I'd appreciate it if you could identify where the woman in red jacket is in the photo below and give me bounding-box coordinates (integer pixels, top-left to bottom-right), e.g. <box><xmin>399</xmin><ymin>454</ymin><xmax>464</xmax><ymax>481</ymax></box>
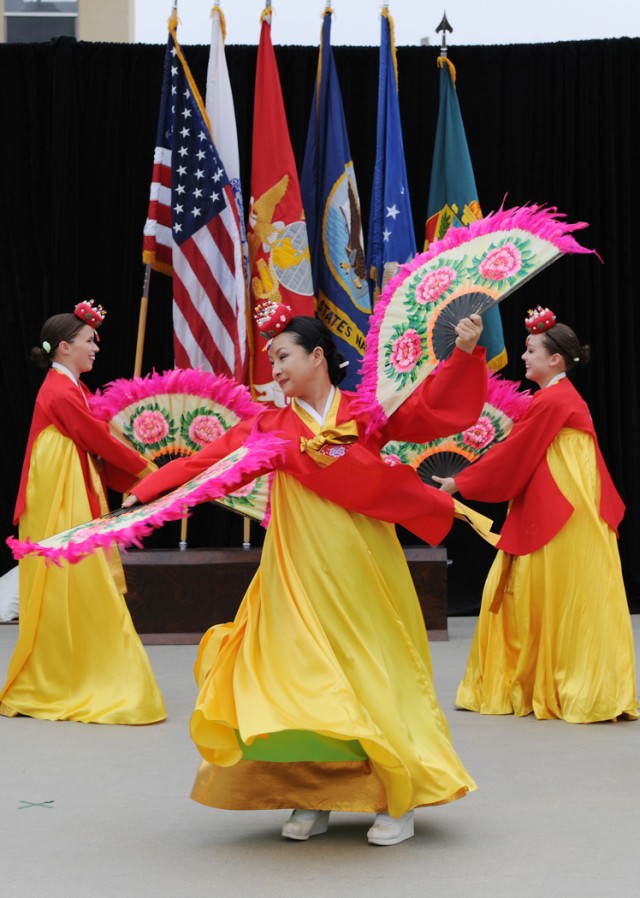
<box><xmin>126</xmin><ymin>308</ymin><xmax>488</xmax><ymax>845</ymax></box>
<box><xmin>0</xmin><ymin>303</ymin><xmax>166</xmax><ymax>725</ymax></box>
<box><xmin>435</xmin><ymin>307</ymin><xmax>637</xmax><ymax>723</ymax></box>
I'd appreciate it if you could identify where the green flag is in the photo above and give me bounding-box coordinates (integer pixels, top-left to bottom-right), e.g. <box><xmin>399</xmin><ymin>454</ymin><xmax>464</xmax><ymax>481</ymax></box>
<box><xmin>425</xmin><ymin>56</ymin><xmax>507</xmax><ymax>370</ymax></box>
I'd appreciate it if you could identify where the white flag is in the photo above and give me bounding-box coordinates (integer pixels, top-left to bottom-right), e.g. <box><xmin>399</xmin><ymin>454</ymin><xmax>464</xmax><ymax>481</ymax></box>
<box><xmin>206</xmin><ymin>3</ymin><xmax>250</xmax><ymax>370</ymax></box>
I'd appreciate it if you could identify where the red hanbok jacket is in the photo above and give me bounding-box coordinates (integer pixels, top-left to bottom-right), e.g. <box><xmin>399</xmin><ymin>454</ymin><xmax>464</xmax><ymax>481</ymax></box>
<box><xmin>134</xmin><ymin>346</ymin><xmax>488</xmax><ymax>547</ymax></box>
<box><xmin>14</xmin><ymin>368</ymin><xmax>151</xmax><ymax>525</ymax></box>
<box><xmin>455</xmin><ymin>377</ymin><xmax>624</xmax><ymax>555</ymax></box>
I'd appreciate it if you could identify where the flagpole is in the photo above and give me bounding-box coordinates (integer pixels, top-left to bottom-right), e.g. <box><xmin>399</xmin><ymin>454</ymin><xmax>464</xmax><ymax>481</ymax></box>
<box><xmin>170</xmin><ymin>0</ymin><xmax>188</xmax><ymax>551</ymax></box>
<box><xmin>242</xmin><ymin>0</ymin><xmax>274</xmax><ymax>553</ymax></box>
<box><xmin>137</xmin><ymin>0</ymin><xmax>178</xmax><ymax>381</ymax></box>
<box><xmin>242</xmin><ymin>0</ymin><xmax>271</xmax><ymax>552</ymax></box>
<box><xmin>239</xmin><ymin>3</ymin><xmax>259</xmax><ymax>553</ymax></box>
<box><xmin>133</xmin><ymin>265</ymin><xmax>151</xmax><ymax>377</ymax></box>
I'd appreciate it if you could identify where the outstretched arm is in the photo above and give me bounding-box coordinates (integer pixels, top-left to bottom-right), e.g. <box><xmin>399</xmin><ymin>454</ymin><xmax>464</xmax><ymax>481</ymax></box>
<box><xmin>125</xmin><ymin>418</ymin><xmax>257</xmax><ymax>505</ymax></box>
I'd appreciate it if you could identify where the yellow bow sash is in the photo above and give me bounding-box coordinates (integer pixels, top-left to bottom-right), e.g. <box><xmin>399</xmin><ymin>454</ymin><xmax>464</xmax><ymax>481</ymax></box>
<box><xmin>299</xmin><ymin>420</ymin><xmax>360</xmax><ymax>467</ymax></box>
<box><xmin>453</xmin><ymin>497</ymin><xmax>499</xmax><ymax>548</ymax></box>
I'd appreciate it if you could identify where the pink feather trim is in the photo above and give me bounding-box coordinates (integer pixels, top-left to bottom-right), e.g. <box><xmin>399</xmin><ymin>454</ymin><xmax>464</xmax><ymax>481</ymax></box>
<box><xmin>485</xmin><ymin>372</ymin><xmax>532</xmax><ymax>422</ymax></box>
<box><xmin>352</xmin><ymin>203</ymin><xmax>597</xmax><ymax>432</ymax></box>
<box><xmin>7</xmin><ymin>430</ymin><xmax>287</xmax><ymax>565</ymax></box>
<box><xmin>90</xmin><ymin>368</ymin><xmax>261</xmax><ymax>422</ymax></box>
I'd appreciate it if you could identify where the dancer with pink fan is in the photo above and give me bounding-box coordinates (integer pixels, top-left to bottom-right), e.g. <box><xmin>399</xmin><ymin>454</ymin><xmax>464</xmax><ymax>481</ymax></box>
<box><xmin>0</xmin><ymin>303</ymin><xmax>166</xmax><ymax>725</ymax></box>
<box><xmin>122</xmin><ymin>304</ymin><xmax>488</xmax><ymax>845</ymax></box>
<box><xmin>435</xmin><ymin>307</ymin><xmax>638</xmax><ymax>723</ymax></box>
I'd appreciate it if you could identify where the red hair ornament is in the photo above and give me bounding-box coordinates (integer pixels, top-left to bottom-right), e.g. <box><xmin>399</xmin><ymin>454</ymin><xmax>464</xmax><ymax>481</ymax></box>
<box><xmin>255</xmin><ymin>301</ymin><xmax>293</xmax><ymax>340</ymax></box>
<box><xmin>74</xmin><ymin>300</ymin><xmax>107</xmax><ymax>340</ymax></box>
<box><xmin>525</xmin><ymin>306</ymin><xmax>556</xmax><ymax>334</ymax></box>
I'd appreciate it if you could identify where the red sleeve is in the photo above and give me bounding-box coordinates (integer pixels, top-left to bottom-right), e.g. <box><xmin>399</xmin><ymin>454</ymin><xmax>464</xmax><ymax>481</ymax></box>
<box><xmin>47</xmin><ymin>382</ymin><xmax>150</xmax><ymax>487</ymax></box>
<box><xmin>455</xmin><ymin>387</ymin><xmax>571</xmax><ymax>502</ymax></box>
<box><xmin>133</xmin><ymin>418</ymin><xmax>256</xmax><ymax>503</ymax></box>
<box><xmin>14</xmin><ymin>373</ymin><xmax>152</xmax><ymax>523</ymax></box>
<box><xmin>382</xmin><ymin>345</ymin><xmax>488</xmax><ymax>444</ymax></box>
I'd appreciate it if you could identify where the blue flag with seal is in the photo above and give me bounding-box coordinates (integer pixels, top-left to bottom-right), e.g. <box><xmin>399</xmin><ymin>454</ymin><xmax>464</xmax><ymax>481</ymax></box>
<box><xmin>425</xmin><ymin>56</ymin><xmax>507</xmax><ymax>370</ymax></box>
<box><xmin>367</xmin><ymin>6</ymin><xmax>416</xmax><ymax>301</ymax></box>
<box><xmin>301</xmin><ymin>6</ymin><xmax>372</xmax><ymax>390</ymax></box>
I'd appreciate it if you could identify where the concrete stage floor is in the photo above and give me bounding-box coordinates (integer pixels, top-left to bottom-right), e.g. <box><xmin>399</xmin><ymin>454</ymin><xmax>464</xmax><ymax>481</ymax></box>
<box><xmin>1</xmin><ymin>617</ymin><xmax>638</xmax><ymax>898</ymax></box>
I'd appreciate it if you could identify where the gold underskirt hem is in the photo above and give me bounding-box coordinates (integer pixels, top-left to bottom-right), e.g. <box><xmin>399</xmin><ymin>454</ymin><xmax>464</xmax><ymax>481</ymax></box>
<box><xmin>190</xmin><ymin>759</ymin><xmax>471</xmax><ymax>812</ymax></box>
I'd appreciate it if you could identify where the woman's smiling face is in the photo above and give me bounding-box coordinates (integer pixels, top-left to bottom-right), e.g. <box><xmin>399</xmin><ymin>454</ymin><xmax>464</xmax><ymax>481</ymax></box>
<box><xmin>268</xmin><ymin>332</ymin><xmax>324</xmax><ymax>400</ymax></box>
<box><xmin>521</xmin><ymin>333</ymin><xmax>561</xmax><ymax>387</ymax></box>
<box><xmin>59</xmin><ymin>324</ymin><xmax>100</xmax><ymax>377</ymax></box>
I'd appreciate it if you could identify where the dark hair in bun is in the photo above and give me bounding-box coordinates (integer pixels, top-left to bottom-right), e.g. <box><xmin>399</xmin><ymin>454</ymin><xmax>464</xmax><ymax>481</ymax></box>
<box><xmin>30</xmin><ymin>313</ymin><xmax>86</xmax><ymax>370</ymax></box>
<box><xmin>282</xmin><ymin>316</ymin><xmax>348</xmax><ymax>386</ymax></box>
<box><xmin>541</xmin><ymin>323</ymin><xmax>591</xmax><ymax>371</ymax></box>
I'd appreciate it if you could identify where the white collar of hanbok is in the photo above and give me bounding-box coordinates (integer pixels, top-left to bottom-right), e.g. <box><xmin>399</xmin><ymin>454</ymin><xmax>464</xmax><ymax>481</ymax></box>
<box><xmin>544</xmin><ymin>372</ymin><xmax>566</xmax><ymax>389</ymax></box>
<box><xmin>295</xmin><ymin>386</ymin><xmax>336</xmax><ymax>426</ymax></box>
<box><xmin>52</xmin><ymin>361</ymin><xmax>80</xmax><ymax>386</ymax></box>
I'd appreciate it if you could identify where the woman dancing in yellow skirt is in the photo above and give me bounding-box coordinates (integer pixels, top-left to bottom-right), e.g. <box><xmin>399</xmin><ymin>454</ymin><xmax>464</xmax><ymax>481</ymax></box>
<box><xmin>1</xmin><ymin>303</ymin><xmax>166</xmax><ymax>725</ymax></box>
<box><xmin>435</xmin><ymin>307</ymin><xmax>638</xmax><ymax>724</ymax></box>
<box><xmin>126</xmin><ymin>307</ymin><xmax>488</xmax><ymax>844</ymax></box>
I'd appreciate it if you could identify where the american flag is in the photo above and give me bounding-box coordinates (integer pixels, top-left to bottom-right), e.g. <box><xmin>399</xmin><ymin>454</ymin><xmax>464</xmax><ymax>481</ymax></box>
<box><xmin>143</xmin><ymin>21</ymin><xmax>247</xmax><ymax>381</ymax></box>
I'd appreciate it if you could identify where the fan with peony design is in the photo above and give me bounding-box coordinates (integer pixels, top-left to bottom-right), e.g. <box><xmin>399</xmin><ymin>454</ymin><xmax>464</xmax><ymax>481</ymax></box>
<box><xmin>381</xmin><ymin>373</ymin><xmax>532</xmax><ymax>483</ymax></box>
<box><xmin>352</xmin><ymin>203</ymin><xmax>597</xmax><ymax>435</ymax></box>
<box><xmin>89</xmin><ymin>368</ymin><xmax>272</xmax><ymax>524</ymax></box>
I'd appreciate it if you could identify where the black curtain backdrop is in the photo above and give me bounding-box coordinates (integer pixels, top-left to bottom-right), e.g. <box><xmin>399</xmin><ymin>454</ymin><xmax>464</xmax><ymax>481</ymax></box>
<box><xmin>0</xmin><ymin>36</ymin><xmax>638</xmax><ymax>612</ymax></box>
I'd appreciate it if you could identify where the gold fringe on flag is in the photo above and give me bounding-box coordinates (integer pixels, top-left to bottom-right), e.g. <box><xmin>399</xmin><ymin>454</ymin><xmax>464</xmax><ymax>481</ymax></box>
<box><xmin>210</xmin><ymin>3</ymin><xmax>227</xmax><ymax>43</ymax></box>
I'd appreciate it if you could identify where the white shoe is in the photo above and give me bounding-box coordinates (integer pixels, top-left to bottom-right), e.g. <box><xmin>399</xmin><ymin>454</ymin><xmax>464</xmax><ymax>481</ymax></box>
<box><xmin>282</xmin><ymin>809</ymin><xmax>330</xmax><ymax>841</ymax></box>
<box><xmin>367</xmin><ymin>810</ymin><xmax>414</xmax><ymax>846</ymax></box>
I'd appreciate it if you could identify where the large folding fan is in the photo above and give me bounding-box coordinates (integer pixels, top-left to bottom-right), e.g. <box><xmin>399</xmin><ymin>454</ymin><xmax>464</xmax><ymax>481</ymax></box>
<box><xmin>89</xmin><ymin>368</ymin><xmax>272</xmax><ymax>524</ymax></box>
<box><xmin>352</xmin><ymin>203</ymin><xmax>597</xmax><ymax>434</ymax></box>
<box><xmin>381</xmin><ymin>373</ymin><xmax>532</xmax><ymax>483</ymax></box>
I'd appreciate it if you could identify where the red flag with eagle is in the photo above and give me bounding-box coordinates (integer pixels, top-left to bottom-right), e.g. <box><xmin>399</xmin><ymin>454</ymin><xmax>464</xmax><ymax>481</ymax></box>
<box><xmin>247</xmin><ymin>6</ymin><xmax>315</xmax><ymax>406</ymax></box>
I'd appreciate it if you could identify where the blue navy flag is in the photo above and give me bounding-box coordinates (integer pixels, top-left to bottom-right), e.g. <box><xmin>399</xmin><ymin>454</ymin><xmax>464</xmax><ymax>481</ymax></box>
<box><xmin>143</xmin><ymin>16</ymin><xmax>247</xmax><ymax>380</ymax></box>
<box><xmin>367</xmin><ymin>8</ymin><xmax>416</xmax><ymax>301</ymax></box>
<box><xmin>300</xmin><ymin>7</ymin><xmax>372</xmax><ymax>391</ymax></box>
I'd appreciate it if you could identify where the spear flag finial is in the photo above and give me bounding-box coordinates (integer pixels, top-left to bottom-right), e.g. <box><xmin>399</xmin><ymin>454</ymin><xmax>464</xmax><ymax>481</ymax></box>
<box><xmin>436</xmin><ymin>11</ymin><xmax>453</xmax><ymax>56</ymax></box>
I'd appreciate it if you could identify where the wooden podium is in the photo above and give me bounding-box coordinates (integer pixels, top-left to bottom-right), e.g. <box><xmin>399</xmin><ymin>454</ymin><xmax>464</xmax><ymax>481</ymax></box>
<box><xmin>122</xmin><ymin>545</ymin><xmax>448</xmax><ymax>644</ymax></box>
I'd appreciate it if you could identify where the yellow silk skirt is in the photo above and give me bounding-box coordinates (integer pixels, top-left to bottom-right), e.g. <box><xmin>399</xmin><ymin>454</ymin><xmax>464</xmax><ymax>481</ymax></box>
<box><xmin>0</xmin><ymin>426</ymin><xmax>166</xmax><ymax>725</ymax></box>
<box><xmin>456</xmin><ymin>429</ymin><xmax>638</xmax><ymax>723</ymax></box>
<box><xmin>190</xmin><ymin>471</ymin><xmax>476</xmax><ymax>817</ymax></box>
